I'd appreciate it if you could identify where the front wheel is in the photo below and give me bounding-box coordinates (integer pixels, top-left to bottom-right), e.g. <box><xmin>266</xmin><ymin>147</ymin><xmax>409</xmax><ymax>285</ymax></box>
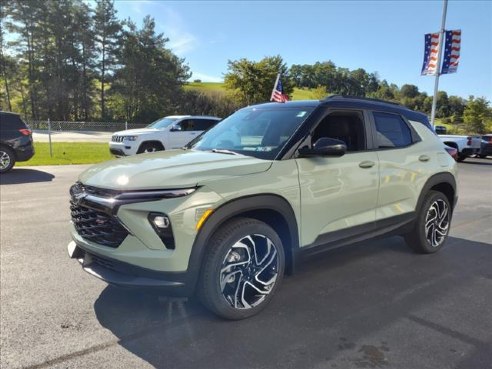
<box><xmin>457</xmin><ymin>154</ymin><xmax>466</xmax><ymax>162</ymax></box>
<box><xmin>137</xmin><ymin>142</ymin><xmax>164</xmax><ymax>154</ymax></box>
<box><xmin>404</xmin><ymin>191</ymin><xmax>452</xmax><ymax>254</ymax></box>
<box><xmin>198</xmin><ymin>218</ymin><xmax>285</xmax><ymax>320</ymax></box>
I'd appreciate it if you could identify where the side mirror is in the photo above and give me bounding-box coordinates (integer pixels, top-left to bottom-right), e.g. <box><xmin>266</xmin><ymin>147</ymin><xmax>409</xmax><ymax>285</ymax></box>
<box><xmin>170</xmin><ymin>125</ymin><xmax>182</xmax><ymax>132</ymax></box>
<box><xmin>298</xmin><ymin>137</ymin><xmax>347</xmax><ymax>157</ymax></box>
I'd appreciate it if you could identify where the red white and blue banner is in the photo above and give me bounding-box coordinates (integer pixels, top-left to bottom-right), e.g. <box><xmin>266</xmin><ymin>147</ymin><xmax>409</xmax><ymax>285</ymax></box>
<box><xmin>441</xmin><ymin>29</ymin><xmax>461</xmax><ymax>74</ymax></box>
<box><xmin>421</xmin><ymin>32</ymin><xmax>440</xmax><ymax>75</ymax></box>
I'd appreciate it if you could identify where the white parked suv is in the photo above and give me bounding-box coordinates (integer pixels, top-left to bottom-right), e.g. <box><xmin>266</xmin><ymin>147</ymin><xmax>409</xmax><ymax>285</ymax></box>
<box><xmin>109</xmin><ymin>115</ymin><xmax>221</xmax><ymax>156</ymax></box>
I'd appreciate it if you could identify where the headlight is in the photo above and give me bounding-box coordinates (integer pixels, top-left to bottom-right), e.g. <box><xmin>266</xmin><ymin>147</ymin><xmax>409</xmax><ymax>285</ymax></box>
<box><xmin>124</xmin><ymin>136</ymin><xmax>138</xmax><ymax>141</ymax></box>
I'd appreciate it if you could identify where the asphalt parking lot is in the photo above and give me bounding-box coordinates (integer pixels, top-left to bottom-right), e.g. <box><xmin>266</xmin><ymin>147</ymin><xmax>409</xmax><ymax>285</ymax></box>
<box><xmin>1</xmin><ymin>159</ymin><xmax>491</xmax><ymax>369</ymax></box>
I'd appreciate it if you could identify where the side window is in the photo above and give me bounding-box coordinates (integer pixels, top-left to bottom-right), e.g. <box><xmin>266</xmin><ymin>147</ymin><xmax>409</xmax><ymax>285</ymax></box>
<box><xmin>176</xmin><ymin>119</ymin><xmax>194</xmax><ymax>131</ymax></box>
<box><xmin>193</xmin><ymin>119</ymin><xmax>217</xmax><ymax>131</ymax></box>
<box><xmin>311</xmin><ymin>111</ymin><xmax>366</xmax><ymax>152</ymax></box>
<box><xmin>0</xmin><ymin>114</ymin><xmax>24</xmax><ymax>130</ymax></box>
<box><xmin>373</xmin><ymin>112</ymin><xmax>413</xmax><ymax>148</ymax></box>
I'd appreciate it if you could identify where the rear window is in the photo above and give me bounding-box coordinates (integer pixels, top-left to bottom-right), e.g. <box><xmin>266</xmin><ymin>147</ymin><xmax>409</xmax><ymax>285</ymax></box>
<box><xmin>373</xmin><ymin>112</ymin><xmax>413</xmax><ymax>148</ymax></box>
<box><xmin>0</xmin><ymin>114</ymin><xmax>27</xmax><ymax>130</ymax></box>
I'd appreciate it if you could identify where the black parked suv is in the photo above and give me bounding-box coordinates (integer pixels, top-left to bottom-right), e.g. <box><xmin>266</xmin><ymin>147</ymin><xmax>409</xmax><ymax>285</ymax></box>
<box><xmin>0</xmin><ymin>112</ymin><xmax>35</xmax><ymax>173</ymax></box>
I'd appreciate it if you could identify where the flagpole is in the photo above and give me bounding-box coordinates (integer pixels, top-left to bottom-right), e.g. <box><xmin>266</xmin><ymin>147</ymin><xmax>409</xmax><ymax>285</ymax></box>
<box><xmin>270</xmin><ymin>73</ymin><xmax>281</xmax><ymax>101</ymax></box>
<box><xmin>430</xmin><ymin>0</ymin><xmax>448</xmax><ymax>127</ymax></box>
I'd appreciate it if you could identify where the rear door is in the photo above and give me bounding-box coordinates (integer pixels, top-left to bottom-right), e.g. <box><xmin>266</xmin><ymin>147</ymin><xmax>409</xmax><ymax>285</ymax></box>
<box><xmin>296</xmin><ymin>109</ymin><xmax>380</xmax><ymax>248</ymax></box>
<box><xmin>370</xmin><ymin>111</ymin><xmax>430</xmax><ymax>223</ymax></box>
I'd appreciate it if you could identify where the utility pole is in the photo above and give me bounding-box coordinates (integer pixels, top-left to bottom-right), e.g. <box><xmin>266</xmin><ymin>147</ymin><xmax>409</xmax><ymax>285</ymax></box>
<box><xmin>430</xmin><ymin>0</ymin><xmax>448</xmax><ymax>127</ymax></box>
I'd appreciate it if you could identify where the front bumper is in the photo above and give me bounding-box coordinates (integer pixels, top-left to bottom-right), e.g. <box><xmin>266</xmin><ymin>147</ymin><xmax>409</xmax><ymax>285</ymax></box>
<box><xmin>109</xmin><ymin>141</ymin><xmax>135</xmax><ymax>156</ymax></box>
<box><xmin>68</xmin><ymin>241</ymin><xmax>192</xmax><ymax>296</ymax></box>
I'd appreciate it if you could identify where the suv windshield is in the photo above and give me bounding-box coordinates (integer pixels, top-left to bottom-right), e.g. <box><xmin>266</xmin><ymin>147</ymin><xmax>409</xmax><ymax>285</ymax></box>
<box><xmin>147</xmin><ymin>117</ymin><xmax>179</xmax><ymax>129</ymax></box>
<box><xmin>190</xmin><ymin>106</ymin><xmax>314</xmax><ymax>160</ymax></box>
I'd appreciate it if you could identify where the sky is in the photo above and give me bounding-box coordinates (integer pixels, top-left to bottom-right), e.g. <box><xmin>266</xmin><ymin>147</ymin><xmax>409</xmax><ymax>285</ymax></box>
<box><xmin>113</xmin><ymin>0</ymin><xmax>492</xmax><ymax>101</ymax></box>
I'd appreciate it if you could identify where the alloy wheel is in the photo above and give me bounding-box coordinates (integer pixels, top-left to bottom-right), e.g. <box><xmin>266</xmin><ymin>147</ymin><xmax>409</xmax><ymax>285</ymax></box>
<box><xmin>220</xmin><ymin>234</ymin><xmax>279</xmax><ymax>309</ymax></box>
<box><xmin>425</xmin><ymin>199</ymin><xmax>450</xmax><ymax>247</ymax></box>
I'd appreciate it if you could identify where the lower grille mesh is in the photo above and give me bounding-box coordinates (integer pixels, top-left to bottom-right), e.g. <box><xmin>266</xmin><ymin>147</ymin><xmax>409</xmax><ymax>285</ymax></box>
<box><xmin>70</xmin><ymin>201</ymin><xmax>128</xmax><ymax>248</ymax></box>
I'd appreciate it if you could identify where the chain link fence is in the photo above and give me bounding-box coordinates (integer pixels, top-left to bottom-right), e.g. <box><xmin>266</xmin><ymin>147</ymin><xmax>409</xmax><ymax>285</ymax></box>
<box><xmin>26</xmin><ymin>120</ymin><xmax>147</xmax><ymax>132</ymax></box>
<box><xmin>25</xmin><ymin>120</ymin><xmax>149</xmax><ymax>157</ymax></box>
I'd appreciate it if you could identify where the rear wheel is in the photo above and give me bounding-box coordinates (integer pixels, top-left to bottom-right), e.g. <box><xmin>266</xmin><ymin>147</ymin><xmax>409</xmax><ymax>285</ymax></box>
<box><xmin>404</xmin><ymin>191</ymin><xmax>451</xmax><ymax>254</ymax></box>
<box><xmin>0</xmin><ymin>146</ymin><xmax>16</xmax><ymax>173</ymax></box>
<box><xmin>457</xmin><ymin>154</ymin><xmax>466</xmax><ymax>162</ymax></box>
<box><xmin>137</xmin><ymin>142</ymin><xmax>164</xmax><ymax>154</ymax></box>
<box><xmin>198</xmin><ymin>218</ymin><xmax>285</xmax><ymax>320</ymax></box>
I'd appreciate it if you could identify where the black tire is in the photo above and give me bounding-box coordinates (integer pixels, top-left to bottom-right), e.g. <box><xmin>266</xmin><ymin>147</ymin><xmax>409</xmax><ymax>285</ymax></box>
<box><xmin>198</xmin><ymin>217</ymin><xmax>285</xmax><ymax>320</ymax></box>
<box><xmin>457</xmin><ymin>154</ymin><xmax>466</xmax><ymax>162</ymax></box>
<box><xmin>137</xmin><ymin>142</ymin><xmax>164</xmax><ymax>154</ymax></box>
<box><xmin>478</xmin><ymin>155</ymin><xmax>487</xmax><ymax>159</ymax></box>
<box><xmin>0</xmin><ymin>146</ymin><xmax>16</xmax><ymax>174</ymax></box>
<box><xmin>404</xmin><ymin>191</ymin><xmax>452</xmax><ymax>254</ymax></box>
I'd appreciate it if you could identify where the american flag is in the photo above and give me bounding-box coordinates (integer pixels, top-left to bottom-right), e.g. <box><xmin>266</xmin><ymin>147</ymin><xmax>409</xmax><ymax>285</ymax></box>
<box><xmin>441</xmin><ymin>29</ymin><xmax>461</xmax><ymax>74</ymax></box>
<box><xmin>421</xmin><ymin>32</ymin><xmax>440</xmax><ymax>75</ymax></box>
<box><xmin>270</xmin><ymin>75</ymin><xmax>289</xmax><ymax>103</ymax></box>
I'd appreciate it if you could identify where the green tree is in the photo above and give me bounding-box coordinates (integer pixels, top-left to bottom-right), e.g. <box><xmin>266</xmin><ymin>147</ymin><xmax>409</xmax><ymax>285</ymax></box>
<box><xmin>224</xmin><ymin>55</ymin><xmax>293</xmax><ymax>106</ymax></box>
<box><xmin>463</xmin><ymin>96</ymin><xmax>492</xmax><ymax>134</ymax></box>
<box><xmin>4</xmin><ymin>0</ymin><xmax>47</xmax><ymax>118</ymax></box>
<box><xmin>110</xmin><ymin>16</ymin><xmax>191</xmax><ymax>122</ymax></box>
<box><xmin>94</xmin><ymin>0</ymin><xmax>121</xmax><ymax>119</ymax></box>
<box><xmin>400</xmin><ymin>84</ymin><xmax>419</xmax><ymax>98</ymax></box>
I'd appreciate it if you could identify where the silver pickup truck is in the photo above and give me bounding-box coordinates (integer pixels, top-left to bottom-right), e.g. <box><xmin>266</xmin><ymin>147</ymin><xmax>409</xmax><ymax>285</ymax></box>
<box><xmin>439</xmin><ymin>134</ymin><xmax>482</xmax><ymax>162</ymax></box>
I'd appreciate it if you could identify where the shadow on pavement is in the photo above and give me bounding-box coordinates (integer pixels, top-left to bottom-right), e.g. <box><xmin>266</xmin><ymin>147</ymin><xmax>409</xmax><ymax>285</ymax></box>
<box><xmin>0</xmin><ymin>168</ymin><xmax>55</xmax><ymax>185</ymax></box>
<box><xmin>93</xmin><ymin>236</ymin><xmax>492</xmax><ymax>369</ymax></box>
<box><xmin>461</xmin><ymin>158</ymin><xmax>492</xmax><ymax>166</ymax></box>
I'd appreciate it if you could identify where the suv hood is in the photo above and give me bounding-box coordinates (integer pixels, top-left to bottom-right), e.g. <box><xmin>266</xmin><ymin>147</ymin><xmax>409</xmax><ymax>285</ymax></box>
<box><xmin>79</xmin><ymin>150</ymin><xmax>272</xmax><ymax>190</ymax></box>
<box><xmin>113</xmin><ymin>128</ymin><xmax>162</xmax><ymax>136</ymax></box>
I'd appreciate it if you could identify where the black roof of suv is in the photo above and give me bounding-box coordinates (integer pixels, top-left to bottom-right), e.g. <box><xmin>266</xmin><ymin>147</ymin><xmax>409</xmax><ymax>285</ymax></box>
<box><xmin>252</xmin><ymin>95</ymin><xmax>432</xmax><ymax>131</ymax></box>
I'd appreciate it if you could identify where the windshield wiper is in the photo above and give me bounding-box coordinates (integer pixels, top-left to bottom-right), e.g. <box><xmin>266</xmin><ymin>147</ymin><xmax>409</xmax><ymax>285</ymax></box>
<box><xmin>211</xmin><ymin>149</ymin><xmax>241</xmax><ymax>156</ymax></box>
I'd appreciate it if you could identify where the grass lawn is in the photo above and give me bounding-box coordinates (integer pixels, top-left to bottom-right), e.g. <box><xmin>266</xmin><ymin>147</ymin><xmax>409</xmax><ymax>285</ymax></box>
<box><xmin>185</xmin><ymin>82</ymin><xmax>321</xmax><ymax>100</ymax></box>
<box><xmin>184</xmin><ymin>82</ymin><xmax>227</xmax><ymax>94</ymax></box>
<box><xmin>16</xmin><ymin>142</ymin><xmax>113</xmax><ymax>166</ymax></box>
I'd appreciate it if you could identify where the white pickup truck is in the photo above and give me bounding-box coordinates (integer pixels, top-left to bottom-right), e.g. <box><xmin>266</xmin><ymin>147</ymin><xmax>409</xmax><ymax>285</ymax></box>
<box><xmin>438</xmin><ymin>134</ymin><xmax>482</xmax><ymax>162</ymax></box>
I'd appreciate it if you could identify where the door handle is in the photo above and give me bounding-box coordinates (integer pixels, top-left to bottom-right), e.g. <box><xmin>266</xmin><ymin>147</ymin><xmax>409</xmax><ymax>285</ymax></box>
<box><xmin>419</xmin><ymin>155</ymin><xmax>430</xmax><ymax>162</ymax></box>
<box><xmin>359</xmin><ymin>160</ymin><xmax>375</xmax><ymax>168</ymax></box>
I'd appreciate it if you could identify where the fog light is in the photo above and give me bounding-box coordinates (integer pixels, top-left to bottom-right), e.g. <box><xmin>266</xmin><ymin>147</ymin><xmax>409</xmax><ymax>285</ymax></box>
<box><xmin>148</xmin><ymin>213</ymin><xmax>175</xmax><ymax>249</ymax></box>
<box><xmin>151</xmin><ymin>215</ymin><xmax>170</xmax><ymax>228</ymax></box>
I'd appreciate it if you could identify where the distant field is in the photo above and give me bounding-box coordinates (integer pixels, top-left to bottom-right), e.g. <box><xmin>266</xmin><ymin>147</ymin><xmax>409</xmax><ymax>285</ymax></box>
<box><xmin>185</xmin><ymin>82</ymin><xmax>320</xmax><ymax>100</ymax></box>
<box><xmin>17</xmin><ymin>142</ymin><xmax>113</xmax><ymax>166</ymax></box>
<box><xmin>184</xmin><ymin>82</ymin><xmax>227</xmax><ymax>94</ymax></box>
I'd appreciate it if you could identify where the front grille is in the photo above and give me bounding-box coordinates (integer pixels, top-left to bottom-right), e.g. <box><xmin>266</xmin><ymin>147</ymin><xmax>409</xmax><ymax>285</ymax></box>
<box><xmin>70</xmin><ymin>200</ymin><xmax>128</xmax><ymax>248</ymax></box>
<box><xmin>112</xmin><ymin>135</ymin><xmax>124</xmax><ymax>142</ymax></box>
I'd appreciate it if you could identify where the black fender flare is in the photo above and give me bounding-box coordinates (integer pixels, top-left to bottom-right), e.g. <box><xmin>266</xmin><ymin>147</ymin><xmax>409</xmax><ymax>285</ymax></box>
<box><xmin>415</xmin><ymin>172</ymin><xmax>457</xmax><ymax>215</ymax></box>
<box><xmin>185</xmin><ymin>194</ymin><xmax>299</xmax><ymax>293</ymax></box>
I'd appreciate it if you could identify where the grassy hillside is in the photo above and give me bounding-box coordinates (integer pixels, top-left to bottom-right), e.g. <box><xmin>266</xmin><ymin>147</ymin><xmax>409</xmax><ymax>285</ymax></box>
<box><xmin>184</xmin><ymin>82</ymin><xmax>321</xmax><ymax>100</ymax></box>
<box><xmin>184</xmin><ymin>82</ymin><xmax>227</xmax><ymax>93</ymax></box>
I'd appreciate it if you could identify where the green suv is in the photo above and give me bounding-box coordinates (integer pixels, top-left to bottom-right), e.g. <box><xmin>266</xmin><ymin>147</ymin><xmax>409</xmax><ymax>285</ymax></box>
<box><xmin>68</xmin><ymin>96</ymin><xmax>458</xmax><ymax>319</ymax></box>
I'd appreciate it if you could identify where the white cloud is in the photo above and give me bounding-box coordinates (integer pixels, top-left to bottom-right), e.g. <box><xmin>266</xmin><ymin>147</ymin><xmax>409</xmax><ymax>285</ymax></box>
<box><xmin>190</xmin><ymin>72</ymin><xmax>223</xmax><ymax>83</ymax></box>
<box><xmin>155</xmin><ymin>7</ymin><xmax>197</xmax><ymax>56</ymax></box>
<box><xmin>129</xmin><ymin>0</ymin><xmax>153</xmax><ymax>15</ymax></box>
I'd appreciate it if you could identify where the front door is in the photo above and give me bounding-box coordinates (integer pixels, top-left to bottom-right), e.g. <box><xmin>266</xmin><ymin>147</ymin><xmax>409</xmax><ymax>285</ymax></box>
<box><xmin>168</xmin><ymin>119</ymin><xmax>201</xmax><ymax>149</ymax></box>
<box><xmin>296</xmin><ymin>110</ymin><xmax>380</xmax><ymax>248</ymax></box>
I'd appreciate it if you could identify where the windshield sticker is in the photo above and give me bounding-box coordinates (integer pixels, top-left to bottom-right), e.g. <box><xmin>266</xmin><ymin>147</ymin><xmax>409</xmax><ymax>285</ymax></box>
<box><xmin>297</xmin><ymin>111</ymin><xmax>307</xmax><ymax>117</ymax></box>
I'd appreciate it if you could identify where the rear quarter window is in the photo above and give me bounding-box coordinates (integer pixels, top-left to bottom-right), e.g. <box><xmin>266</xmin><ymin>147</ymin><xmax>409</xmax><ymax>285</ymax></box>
<box><xmin>0</xmin><ymin>114</ymin><xmax>27</xmax><ymax>131</ymax></box>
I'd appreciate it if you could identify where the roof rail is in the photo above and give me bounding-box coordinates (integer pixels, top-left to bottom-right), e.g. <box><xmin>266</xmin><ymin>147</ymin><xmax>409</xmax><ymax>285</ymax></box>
<box><xmin>322</xmin><ymin>95</ymin><xmax>403</xmax><ymax>107</ymax></box>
